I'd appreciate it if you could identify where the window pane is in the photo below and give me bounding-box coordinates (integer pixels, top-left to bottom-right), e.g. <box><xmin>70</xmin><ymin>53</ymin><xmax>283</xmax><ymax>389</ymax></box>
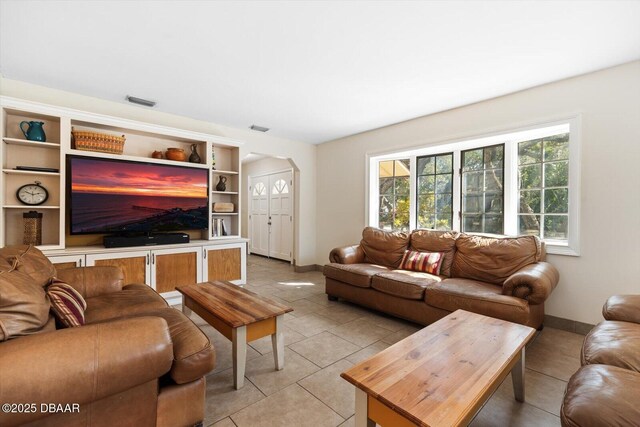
<box><xmin>435</xmin><ymin>216</ymin><xmax>452</xmax><ymax>230</ymax></box>
<box><xmin>544</xmin><ymin>188</ymin><xmax>569</xmax><ymax>213</ymax></box>
<box><xmin>463</xmin><ymin>149</ymin><xmax>483</xmax><ymax>171</ymax></box>
<box><xmin>485</xmin><ymin>169</ymin><xmax>503</xmax><ymax>192</ymax></box>
<box><xmin>418</xmin><ymin>215</ymin><xmax>435</xmax><ymax>229</ymax></box>
<box><xmin>436</xmin><ymin>154</ymin><xmax>453</xmax><ymax>174</ymax></box>
<box><xmin>463</xmin><ymin>215</ymin><xmax>483</xmax><ymax>232</ymax></box>
<box><xmin>484</xmin><ymin>215</ymin><xmax>503</xmax><ymax>234</ymax></box>
<box><xmin>394</xmin><ymin>176</ymin><xmax>410</xmax><ymax>195</ymax></box>
<box><xmin>417</xmin><ymin>156</ymin><xmax>435</xmax><ymax>175</ymax></box>
<box><xmin>519</xmin><ymin>164</ymin><xmax>541</xmax><ymax>189</ymax></box>
<box><xmin>379</xmin><ymin>177</ymin><xmax>393</xmax><ymax>195</ymax></box>
<box><xmin>436</xmin><ymin>194</ymin><xmax>452</xmax><ymax>214</ymax></box>
<box><xmin>544</xmin><ymin>161</ymin><xmax>569</xmax><ymax>187</ymax></box>
<box><xmin>518</xmin><ymin>139</ymin><xmax>542</xmax><ymax>165</ymax></box>
<box><xmin>417</xmin><ymin>194</ymin><xmax>435</xmax><ymax>214</ymax></box>
<box><xmin>463</xmin><ymin>171</ymin><xmax>483</xmax><ymax>193</ymax></box>
<box><xmin>395</xmin><ymin>159</ymin><xmax>411</xmax><ymax>177</ymax></box>
<box><xmin>519</xmin><ymin>190</ymin><xmax>541</xmax><ymax>214</ymax></box>
<box><xmin>436</xmin><ymin>174</ymin><xmax>452</xmax><ymax>193</ymax></box>
<box><xmin>379</xmin><ymin>160</ymin><xmax>394</xmax><ymax>178</ymax></box>
<box><xmin>484</xmin><ymin>146</ymin><xmax>503</xmax><ymax>169</ymax></box>
<box><xmin>519</xmin><ymin>215</ymin><xmax>541</xmax><ymax>236</ymax></box>
<box><xmin>379</xmin><ymin>196</ymin><xmax>393</xmax><ymax>215</ymax></box>
<box><xmin>544</xmin><ymin>134</ymin><xmax>569</xmax><ymax>161</ymax></box>
<box><xmin>544</xmin><ymin>215</ymin><xmax>568</xmax><ymax>240</ymax></box>
<box><xmin>418</xmin><ymin>175</ymin><xmax>435</xmax><ymax>193</ymax></box>
<box><xmin>485</xmin><ymin>194</ymin><xmax>503</xmax><ymax>213</ymax></box>
<box><xmin>463</xmin><ymin>195</ymin><xmax>482</xmax><ymax>213</ymax></box>
<box><xmin>394</xmin><ymin>196</ymin><xmax>410</xmax><ymax>230</ymax></box>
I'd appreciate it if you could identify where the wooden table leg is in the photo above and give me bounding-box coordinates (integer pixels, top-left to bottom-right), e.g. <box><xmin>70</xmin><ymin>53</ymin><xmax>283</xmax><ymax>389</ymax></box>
<box><xmin>271</xmin><ymin>315</ymin><xmax>284</xmax><ymax>370</ymax></box>
<box><xmin>182</xmin><ymin>296</ymin><xmax>192</xmax><ymax>316</ymax></box>
<box><xmin>512</xmin><ymin>347</ymin><xmax>525</xmax><ymax>402</ymax></box>
<box><xmin>233</xmin><ymin>326</ymin><xmax>247</xmax><ymax>389</ymax></box>
<box><xmin>355</xmin><ymin>388</ymin><xmax>375</xmax><ymax>427</ymax></box>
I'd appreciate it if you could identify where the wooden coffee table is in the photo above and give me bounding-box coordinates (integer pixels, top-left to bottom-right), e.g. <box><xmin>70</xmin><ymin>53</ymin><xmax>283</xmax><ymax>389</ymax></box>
<box><xmin>177</xmin><ymin>281</ymin><xmax>293</xmax><ymax>389</ymax></box>
<box><xmin>341</xmin><ymin>310</ymin><xmax>536</xmax><ymax>427</ymax></box>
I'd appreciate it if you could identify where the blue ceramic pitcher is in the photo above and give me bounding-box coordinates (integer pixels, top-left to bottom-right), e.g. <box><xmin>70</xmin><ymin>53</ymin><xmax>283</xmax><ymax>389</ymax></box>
<box><xmin>19</xmin><ymin>121</ymin><xmax>46</xmax><ymax>142</ymax></box>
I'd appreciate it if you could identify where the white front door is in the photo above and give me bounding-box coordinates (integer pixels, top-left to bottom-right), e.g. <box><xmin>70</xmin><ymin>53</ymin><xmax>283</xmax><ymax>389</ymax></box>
<box><xmin>249</xmin><ymin>176</ymin><xmax>269</xmax><ymax>256</ymax></box>
<box><xmin>248</xmin><ymin>170</ymin><xmax>293</xmax><ymax>262</ymax></box>
<box><xmin>268</xmin><ymin>172</ymin><xmax>293</xmax><ymax>261</ymax></box>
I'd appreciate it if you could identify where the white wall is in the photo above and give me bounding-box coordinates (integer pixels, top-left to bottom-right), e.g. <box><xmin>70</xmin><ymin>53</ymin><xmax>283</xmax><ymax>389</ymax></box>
<box><xmin>241</xmin><ymin>156</ymin><xmax>294</xmax><ymax>240</ymax></box>
<box><xmin>0</xmin><ymin>76</ymin><xmax>318</xmax><ymax>266</ymax></box>
<box><xmin>316</xmin><ymin>61</ymin><xmax>640</xmax><ymax>325</ymax></box>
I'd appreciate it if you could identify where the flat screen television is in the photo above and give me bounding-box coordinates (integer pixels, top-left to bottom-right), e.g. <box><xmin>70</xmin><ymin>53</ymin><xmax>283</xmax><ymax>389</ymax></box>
<box><xmin>67</xmin><ymin>155</ymin><xmax>209</xmax><ymax>234</ymax></box>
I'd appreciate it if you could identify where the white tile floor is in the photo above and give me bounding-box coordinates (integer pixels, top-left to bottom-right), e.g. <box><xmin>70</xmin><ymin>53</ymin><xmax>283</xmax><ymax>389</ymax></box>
<box><xmin>185</xmin><ymin>255</ymin><xmax>580</xmax><ymax>427</ymax></box>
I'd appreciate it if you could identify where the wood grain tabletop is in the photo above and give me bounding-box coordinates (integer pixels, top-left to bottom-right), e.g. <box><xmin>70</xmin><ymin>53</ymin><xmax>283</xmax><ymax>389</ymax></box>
<box><xmin>341</xmin><ymin>310</ymin><xmax>536</xmax><ymax>427</ymax></box>
<box><xmin>177</xmin><ymin>281</ymin><xmax>293</xmax><ymax>328</ymax></box>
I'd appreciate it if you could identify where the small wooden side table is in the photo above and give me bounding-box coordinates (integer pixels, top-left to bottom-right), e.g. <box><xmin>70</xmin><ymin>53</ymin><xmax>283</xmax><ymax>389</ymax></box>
<box><xmin>177</xmin><ymin>281</ymin><xmax>293</xmax><ymax>389</ymax></box>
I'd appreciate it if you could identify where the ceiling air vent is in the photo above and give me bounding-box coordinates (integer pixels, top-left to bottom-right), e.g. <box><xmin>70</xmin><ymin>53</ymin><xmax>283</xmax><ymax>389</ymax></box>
<box><xmin>250</xmin><ymin>125</ymin><xmax>269</xmax><ymax>132</ymax></box>
<box><xmin>125</xmin><ymin>95</ymin><xmax>156</xmax><ymax>107</ymax></box>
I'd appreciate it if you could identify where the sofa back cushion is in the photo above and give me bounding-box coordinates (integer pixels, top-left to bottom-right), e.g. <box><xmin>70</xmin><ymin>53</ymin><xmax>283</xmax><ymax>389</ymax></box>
<box><xmin>0</xmin><ymin>270</ymin><xmax>51</xmax><ymax>341</ymax></box>
<box><xmin>410</xmin><ymin>229</ymin><xmax>460</xmax><ymax>277</ymax></box>
<box><xmin>451</xmin><ymin>234</ymin><xmax>542</xmax><ymax>285</ymax></box>
<box><xmin>0</xmin><ymin>245</ymin><xmax>55</xmax><ymax>287</ymax></box>
<box><xmin>360</xmin><ymin>227</ymin><xmax>410</xmax><ymax>268</ymax></box>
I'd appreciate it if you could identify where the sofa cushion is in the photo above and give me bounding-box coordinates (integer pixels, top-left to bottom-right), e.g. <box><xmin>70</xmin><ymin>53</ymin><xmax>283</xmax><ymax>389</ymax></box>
<box><xmin>410</xmin><ymin>229</ymin><xmax>460</xmax><ymax>277</ymax></box>
<box><xmin>582</xmin><ymin>321</ymin><xmax>640</xmax><ymax>372</ymax></box>
<box><xmin>360</xmin><ymin>227</ymin><xmax>410</xmax><ymax>268</ymax></box>
<box><xmin>372</xmin><ymin>270</ymin><xmax>441</xmax><ymax>300</ymax></box>
<box><xmin>451</xmin><ymin>234</ymin><xmax>542</xmax><ymax>285</ymax></box>
<box><xmin>0</xmin><ymin>245</ymin><xmax>55</xmax><ymax>287</ymax></box>
<box><xmin>425</xmin><ymin>278</ymin><xmax>529</xmax><ymax>325</ymax></box>
<box><xmin>0</xmin><ymin>269</ymin><xmax>51</xmax><ymax>341</ymax></box>
<box><xmin>561</xmin><ymin>364</ymin><xmax>640</xmax><ymax>427</ymax></box>
<box><xmin>602</xmin><ymin>295</ymin><xmax>640</xmax><ymax>324</ymax></box>
<box><xmin>121</xmin><ymin>308</ymin><xmax>215</xmax><ymax>384</ymax></box>
<box><xmin>46</xmin><ymin>280</ymin><xmax>87</xmax><ymax>328</ymax></box>
<box><xmin>323</xmin><ymin>263</ymin><xmax>389</xmax><ymax>288</ymax></box>
<box><xmin>85</xmin><ymin>284</ymin><xmax>168</xmax><ymax>324</ymax></box>
<box><xmin>399</xmin><ymin>250</ymin><xmax>444</xmax><ymax>275</ymax></box>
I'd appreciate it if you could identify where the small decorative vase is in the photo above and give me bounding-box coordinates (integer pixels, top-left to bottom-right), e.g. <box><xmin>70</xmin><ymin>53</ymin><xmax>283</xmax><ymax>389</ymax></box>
<box><xmin>19</xmin><ymin>121</ymin><xmax>46</xmax><ymax>142</ymax></box>
<box><xmin>189</xmin><ymin>144</ymin><xmax>201</xmax><ymax>163</ymax></box>
<box><xmin>151</xmin><ymin>150</ymin><xmax>163</xmax><ymax>159</ymax></box>
<box><xmin>165</xmin><ymin>148</ymin><xmax>187</xmax><ymax>161</ymax></box>
<box><xmin>23</xmin><ymin>211</ymin><xmax>43</xmax><ymax>245</ymax></box>
<box><xmin>216</xmin><ymin>176</ymin><xmax>227</xmax><ymax>191</ymax></box>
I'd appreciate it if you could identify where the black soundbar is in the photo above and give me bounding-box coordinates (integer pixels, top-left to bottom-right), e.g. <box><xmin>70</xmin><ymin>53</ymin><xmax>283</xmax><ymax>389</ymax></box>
<box><xmin>103</xmin><ymin>233</ymin><xmax>190</xmax><ymax>248</ymax></box>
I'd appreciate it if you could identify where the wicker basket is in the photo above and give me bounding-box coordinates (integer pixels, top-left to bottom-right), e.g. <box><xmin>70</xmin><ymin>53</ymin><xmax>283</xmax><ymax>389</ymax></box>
<box><xmin>72</xmin><ymin>127</ymin><xmax>126</xmax><ymax>154</ymax></box>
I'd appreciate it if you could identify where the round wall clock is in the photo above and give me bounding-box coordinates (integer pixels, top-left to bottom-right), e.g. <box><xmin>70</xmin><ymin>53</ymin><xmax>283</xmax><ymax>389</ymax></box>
<box><xmin>16</xmin><ymin>181</ymin><xmax>49</xmax><ymax>206</ymax></box>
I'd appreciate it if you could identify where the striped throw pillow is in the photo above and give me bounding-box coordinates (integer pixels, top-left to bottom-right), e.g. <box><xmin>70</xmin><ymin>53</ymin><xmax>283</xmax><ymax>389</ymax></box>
<box><xmin>399</xmin><ymin>250</ymin><xmax>444</xmax><ymax>275</ymax></box>
<box><xmin>46</xmin><ymin>279</ymin><xmax>87</xmax><ymax>328</ymax></box>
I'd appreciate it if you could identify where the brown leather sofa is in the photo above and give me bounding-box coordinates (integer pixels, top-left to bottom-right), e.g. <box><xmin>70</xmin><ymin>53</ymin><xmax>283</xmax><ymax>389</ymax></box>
<box><xmin>0</xmin><ymin>245</ymin><xmax>215</xmax><ymax>427</ymax></box>
<box><xmin>324</xmin><ymin>227</ymin><xmax>560</xmax><ymax>329</ymax></box>
<box><xmin>561</xmin><ymin>295</ymin><xmax>640</xmax><ymax>426</ymax></box>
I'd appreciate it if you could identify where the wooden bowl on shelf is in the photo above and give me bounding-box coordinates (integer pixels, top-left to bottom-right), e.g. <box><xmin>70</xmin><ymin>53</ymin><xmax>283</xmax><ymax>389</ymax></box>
<box><xmin>165</xmin><ymin>148</ymin><xmax>186</xmax><ymax>161</ymax></box>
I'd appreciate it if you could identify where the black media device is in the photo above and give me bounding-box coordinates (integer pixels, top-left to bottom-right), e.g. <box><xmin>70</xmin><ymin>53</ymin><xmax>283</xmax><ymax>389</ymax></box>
<box><xmin>103</xmin><ymin>233</ymin><xmax>190</xmax><ymax>248</ymax></box>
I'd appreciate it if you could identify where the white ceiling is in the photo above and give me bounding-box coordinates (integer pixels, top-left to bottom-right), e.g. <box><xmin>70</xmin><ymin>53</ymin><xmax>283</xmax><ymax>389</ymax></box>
<box><xmin>1</xmin><ymin>1</ymin><xmax>639</xmax><ymax>144</ymax></box>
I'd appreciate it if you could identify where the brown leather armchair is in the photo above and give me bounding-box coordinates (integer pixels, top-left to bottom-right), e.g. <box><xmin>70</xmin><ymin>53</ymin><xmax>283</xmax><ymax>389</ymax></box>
<box><xmin>0</xmin><ymin>246</ymin><xmax>214</xmax><ymax>427</ymax></box>
<box><xmin>561</xmin><ymin>295</ymin><xmax>640</xmax><ymax>426</ymax></box>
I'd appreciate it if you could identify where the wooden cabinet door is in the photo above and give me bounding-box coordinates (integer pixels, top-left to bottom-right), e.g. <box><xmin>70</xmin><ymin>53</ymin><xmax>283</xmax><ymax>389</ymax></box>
<box><xmin>48</xmin><ymin>254</ymin><xmax>85</xmax><ymax>271</ymax></box>
<box><xmin>86</xmin><ymin>251</ymin><xmax>151</xmax><ymax>286</ymax></box>
<box><xmin>151</xmin><ymin>247</ymin><xmax>202</xmax><ymax>294</ymax></box>
<box><xmin>203</xmin><ymin>243</ymin><xmax>246</xmax><ymax>284</ymax></box>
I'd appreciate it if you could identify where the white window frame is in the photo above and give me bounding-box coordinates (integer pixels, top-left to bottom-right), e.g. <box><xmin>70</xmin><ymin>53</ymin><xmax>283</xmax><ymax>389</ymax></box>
<box><xmin>366</xmin><ymin>115</ymin><xmax>581</xmax><ymax>256</ymax></box>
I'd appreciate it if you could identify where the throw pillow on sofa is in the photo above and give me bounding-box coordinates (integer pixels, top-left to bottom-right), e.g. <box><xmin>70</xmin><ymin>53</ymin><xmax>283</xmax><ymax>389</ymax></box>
<box><xmin>46</xmin><ymin>280</ymin><xmax>87</xmax><ymax>328</ymax></box>
<box><xmin>0</xmin><ymin>269</ymin><xmax>51</xmax><ymax>341</ymax></box>
<box><xmin>399</xmin><ymin>250</ymin><xmax>444</xmax><ymax>275</ymax></box>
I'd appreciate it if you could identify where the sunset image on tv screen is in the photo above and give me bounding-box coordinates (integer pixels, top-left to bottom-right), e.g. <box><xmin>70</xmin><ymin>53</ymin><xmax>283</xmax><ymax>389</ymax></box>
<box><xmin>69</xmin><ymin>156</ymin><xmax>209</xmax><ymax>234</ymax></box>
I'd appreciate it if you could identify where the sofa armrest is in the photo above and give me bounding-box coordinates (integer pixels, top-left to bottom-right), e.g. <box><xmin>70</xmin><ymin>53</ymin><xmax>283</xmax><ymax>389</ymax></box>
<box><xmin>602</xmin><ymin>295</ymin><xmax>640</xmax><ymax>324</ymax></box>
<box><xmin>55</xmin><ymin>266</ymin><xmax>124</xmax><ymax>298</ymax></box>
<box><xmin>502</xmin><ymin>262</ymin><xmax>560</xmax><ymax>305</ymax></box>
<box><xmin>329</xmin><ymin>245</ymin><xmax>365</xmax><ymax>264</ymax></box>
<box><xmin>0</xmin><ymin>317</ymin><xmax>173</xmax><ymax>426</ymax></box>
